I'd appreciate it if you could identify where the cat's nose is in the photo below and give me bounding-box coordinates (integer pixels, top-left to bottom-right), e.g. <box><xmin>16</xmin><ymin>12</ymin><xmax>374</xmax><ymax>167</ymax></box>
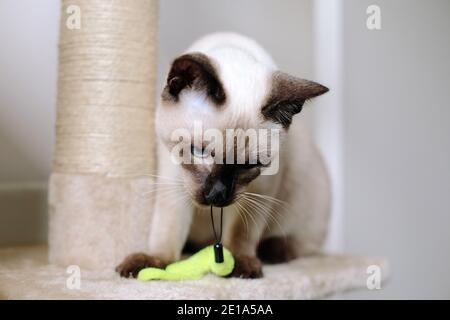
<box><xmin>204</xmin><ymin>180</ymin><xmax>228</xmax><ymax>206</ymax></box>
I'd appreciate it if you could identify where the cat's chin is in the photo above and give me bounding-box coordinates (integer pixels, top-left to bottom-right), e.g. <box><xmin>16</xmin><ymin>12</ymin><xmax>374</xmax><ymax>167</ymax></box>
<box><xmin>193</xmin><ymin>202</ymin><xmax>234</xmax><ymax>209</ymax></box>
<box><xmin>191</xmin><ymin>197</ymin><xmax>237</xmax><ymax>209</ymax></box>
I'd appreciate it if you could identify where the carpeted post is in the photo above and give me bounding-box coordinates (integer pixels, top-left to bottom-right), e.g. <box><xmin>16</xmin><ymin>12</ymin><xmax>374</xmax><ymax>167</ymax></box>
<box><xmin>48</xmin><ymin>0</ymin><xmax>159</xmax><ymax>269</ymax></box>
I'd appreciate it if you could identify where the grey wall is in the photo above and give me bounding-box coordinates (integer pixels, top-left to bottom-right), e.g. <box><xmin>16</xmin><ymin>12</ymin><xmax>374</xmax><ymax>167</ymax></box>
<box><xmin>159</xmin><ymin>0</ymin><xmax>313</xmax><ymax>83</ymax></box>
<box><xmin>342</xmin><ymin>0</ymin><xmax>450</xmax><ymax>299</ymax></box>
<box><xmin>0</xmin><ymin>0</ymin><xmax>59</xmax><ymax>182</ymax></box>
<box><xmin>0</xmin><ymin>0</ymin><xmax>58</xmax><ymax>245</ymax></box>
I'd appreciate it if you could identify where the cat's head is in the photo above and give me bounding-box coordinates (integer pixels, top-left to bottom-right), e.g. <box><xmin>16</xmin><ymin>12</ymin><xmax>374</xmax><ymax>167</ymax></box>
<box><xmin>156</xmin><ymin>52</ymin><xmax>328</xmax><ymax>207</ymax></box>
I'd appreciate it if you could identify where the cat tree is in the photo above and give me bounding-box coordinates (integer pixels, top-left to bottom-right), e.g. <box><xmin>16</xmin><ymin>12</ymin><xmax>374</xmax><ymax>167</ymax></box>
<box><xmin>48</xmin><ymin>0</ymin><xmax>158</xmax><ymax>269</ymax></box>
<box><xmin>0</xmin><ymin>0</ymin><xmax>388</xmax><ymax>299</ymax></box>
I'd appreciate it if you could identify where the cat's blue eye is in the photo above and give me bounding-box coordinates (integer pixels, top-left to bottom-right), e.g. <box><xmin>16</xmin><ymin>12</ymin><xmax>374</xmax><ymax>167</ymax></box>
<box><xmin>191</xmin><ymin>145</ymin><xmax>208</xmax><ymax>158</ymax></box>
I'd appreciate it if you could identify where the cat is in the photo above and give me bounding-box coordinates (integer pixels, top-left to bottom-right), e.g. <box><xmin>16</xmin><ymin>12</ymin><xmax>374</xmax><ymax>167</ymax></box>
<box><xmin>116</xmin><ymin>32</ymin><xmax>330</xmax><ymax>278</ymax></box>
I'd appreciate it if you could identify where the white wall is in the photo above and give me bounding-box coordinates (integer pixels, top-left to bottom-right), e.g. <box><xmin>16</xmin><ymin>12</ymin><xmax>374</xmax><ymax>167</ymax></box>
<box><xmin>312</xmin><ymin>0</ymin><xmax>344</xmax><ymax>252</ymax></box>
<box><xmin>341</xmin><ymin>0</ymin><xmax>450</xmax><ymax>299</ymax></box>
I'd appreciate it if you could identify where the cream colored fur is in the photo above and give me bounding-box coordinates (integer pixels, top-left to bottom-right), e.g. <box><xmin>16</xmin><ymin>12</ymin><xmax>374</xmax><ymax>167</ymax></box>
<box><xmin>151</xmin><ymin>33</ymin><xmax>330</xmax><ymax>263</ymax></box>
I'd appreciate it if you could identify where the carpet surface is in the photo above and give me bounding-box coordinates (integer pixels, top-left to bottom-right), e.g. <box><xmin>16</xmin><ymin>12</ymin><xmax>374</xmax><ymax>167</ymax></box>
<box><xmin>0</xmin><ymin>246</ymin><xmax>388</xmax><ymax>299</ymax></box>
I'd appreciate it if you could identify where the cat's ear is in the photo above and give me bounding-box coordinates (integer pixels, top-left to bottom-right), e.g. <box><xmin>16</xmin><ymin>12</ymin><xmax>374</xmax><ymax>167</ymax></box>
<box><xmin>162</xmin><ymin>52</ymin><xmax>226</xmax><ymax>105</ymax></box>
<box><xmin>261</xmin><ymin>71</ymin><xmax>329</xmax><ymax>128</ymax></box>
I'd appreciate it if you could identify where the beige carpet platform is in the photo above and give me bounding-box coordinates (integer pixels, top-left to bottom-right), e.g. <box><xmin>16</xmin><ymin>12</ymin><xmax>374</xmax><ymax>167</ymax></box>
<box><xmin>0</xmin><ymin>246</ymin><xmax>388</xmax><ymax>299</ymax></box>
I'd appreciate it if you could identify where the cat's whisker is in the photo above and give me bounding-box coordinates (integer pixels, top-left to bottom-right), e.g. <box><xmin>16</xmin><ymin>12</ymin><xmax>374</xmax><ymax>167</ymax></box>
<box><xmin>240</xmin><ymin>196</ymin><xmax>276</xmax><ymax>231</ymax></box>
<box><xmin>241</xmin><ymin>194</ymin><xmax>288</xmax><ymax>239</ymax></box>
<box><xmin>241</xmin><ymin>194</ymin><xmax>286</xmax><ymax>222</ymax></box>
<box><xmin>141</xmin><ymin>184</ymin><xmax>184</xmax><ymax>193</ymax></box>
<box><xmin>243</xmin><ymin>192</ymin><xmax>292</xmax><ymax>216</ymax></box>
<box><xmin>234</xmin><ymin>200</ymin><xmax>247</xmax><ymax>234</ymax></box>
<box><xmin>156</xmin><ymin>190</ymin><xmax>187</xmax><ymax>203</ymax></box>
<box><xmin>116</xmin><ymin>173</ymin><xmax>184</xmax><ymax>183</ymax></box>
<box><xmin>141</xmin><ymin>186</ymin><xmax>185</xmax><ymax>196</ymax></box>
<box><xmin>141</xmin><ymin>173</ymin><xmax>184</xmax><ymax>182</ymax></box>
<box><xmin>140</xmin><ymin>187</ymin><xmax>186</xmax><ymax>201</ymax></box>
<box><xmin>141</xmin><ymin>181</ymin><xmax>185</xmax><ymax>190</ymax></box>
<box><xmin>244</xmin><ymin>192</ymin><xmax>289</xmax><ymax>208</ymax></box>
<box><xmin>159</xmin><ymin>189</ymin><xmax>192</xmax><ymax>212</ymax></box>
<box><xmin>234</xmin><ymin>198</ymin><xmax>258</xmax><ymax>228</ymax></box>
<box><xmin>135</xmin><ymin>189</ymin><xmax>189</xmax><ymax>208</ymax></box>
<box><xmin>246</xmin><ymin>195</ymin><xmax>283</xmax><ymax>220</ymax></box>
<box><xmin>165</xmin><ymin>196</ymin><xmax>190</xmax><ymax>213</ymax></box>
<box><xmin>230</xmin><ymin>202</ymin><xmax>246</xmax><ymax>237</ymax></box>
<box><xmin>239</xmin><ymin>196</ymin><xmax>272</xmax><ymax>233</ymax></box>
<box><xmin>234</xmin><ymin>200</ymin><xmax>250</xmax><ymax>239</ymax></box>
<box><xmin>143</xmin><ymin>181</ymin><xmax>184</xmax><ymax>185</ymax></box>
<box><xmin>141</xmin><ymin>188</ymin><xmax>182</xmax><ymax>197</ymax></box>
<box><xmin>247</xmin><ymin>198</ymin><xmax>278</xmax><ymax>223</ymax></box>
<box><xmin>238</xmin><ymin>199</ymin><xmax>259</xmax><ymax>231</ymax></box>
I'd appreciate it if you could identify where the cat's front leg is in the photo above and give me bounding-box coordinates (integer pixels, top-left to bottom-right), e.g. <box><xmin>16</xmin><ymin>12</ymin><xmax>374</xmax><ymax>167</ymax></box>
<box><xmin>147</xmin><ymin>185</ymin><xmax>194</xmax><ymax>263</ymax></box>
<box><xmin>116</xmin><ymin>183</ymin><xmax>193</xmax><ymax>278</ymax></box>
<box><xmin>223</xmin><ymin>205</ymin><xmax>267</xmax><ymax>278</ymax></box>
<box><xmin>117</xmin><ymin>142</ymin><xmax>194</xmax><ymax>278</ymax></box>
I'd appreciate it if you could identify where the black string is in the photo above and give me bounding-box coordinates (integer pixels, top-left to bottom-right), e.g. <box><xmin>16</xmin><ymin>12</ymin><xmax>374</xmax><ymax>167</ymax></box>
<box><xmin>210</xmin><ymin>205</ymin><xmax>223</xmax><ymax>243</ymax></box>
<box><xmin>210</xmin><ymin>205</ymin><xmax>225</xmax><ymax>263</ymax></box>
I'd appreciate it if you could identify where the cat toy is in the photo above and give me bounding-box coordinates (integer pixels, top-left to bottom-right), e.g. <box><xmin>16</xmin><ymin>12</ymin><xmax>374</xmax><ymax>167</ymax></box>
<box><xmin>137</xmin><ymin>206</ymin><xmax>235</xmax><ymax>281</ymax></box>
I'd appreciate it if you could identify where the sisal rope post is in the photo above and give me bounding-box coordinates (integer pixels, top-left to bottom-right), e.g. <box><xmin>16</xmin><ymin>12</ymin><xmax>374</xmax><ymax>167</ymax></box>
<box><xmin>49</xmin><ymin>0</ymin><xmax>159</xmax><ymax>269</ymax></box>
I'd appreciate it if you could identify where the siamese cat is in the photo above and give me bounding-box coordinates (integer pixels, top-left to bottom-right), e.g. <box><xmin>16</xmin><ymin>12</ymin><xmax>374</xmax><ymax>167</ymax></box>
<box><xmin>117</xmin><ymin>33</ymin><xmax>330</xmax><ymax>278</ymax></box>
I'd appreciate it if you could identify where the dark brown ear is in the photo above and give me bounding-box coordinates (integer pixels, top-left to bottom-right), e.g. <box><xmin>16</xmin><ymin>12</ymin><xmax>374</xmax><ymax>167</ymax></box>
<box><xmin>261</xmin><ymin>71</ymin><xmax>329</xmax><ymax>128</ymax></box>
<box><xmin>162</xmin><ymin>52</ymin><xmax>226</xmax><ymax>105</ymax></box>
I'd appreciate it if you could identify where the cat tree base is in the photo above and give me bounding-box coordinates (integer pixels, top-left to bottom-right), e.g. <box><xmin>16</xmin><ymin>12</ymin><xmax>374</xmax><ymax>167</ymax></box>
<box><xmin>48</xmin><ymin>173</ymin><xmax>155</xmax><ymax>269</ymax></box>
<box><xmin>0</xmin><ymin>246</ymin><xmax>388</xmax><ymax>299</ymax></box>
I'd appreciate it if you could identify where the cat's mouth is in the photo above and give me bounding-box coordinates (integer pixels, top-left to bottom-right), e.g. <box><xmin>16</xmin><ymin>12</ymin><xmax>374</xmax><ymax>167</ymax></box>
<box><xmin>193</xmin><ymin>194</ymin><xmax>237</xmax><ymax>208</ymax></box>
<box><xmin>192</xmin><ymin>188</ymin><xmax>239</xmax><ymax>208</ymax></box>
<box><xmin>191</xmin><ymin>179</ymin><xmax>237</xmax><ymax>208</ymax></box>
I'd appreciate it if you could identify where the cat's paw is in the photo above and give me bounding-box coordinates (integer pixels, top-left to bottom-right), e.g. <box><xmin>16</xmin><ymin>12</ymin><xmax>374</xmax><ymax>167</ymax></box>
<box><xmin>116</xmin><ymin>253</ymin><xmax>166</xmax><ymax>278</ymax></box>
<box><xmin>231</xmin><ymin>255</ymin><xmax>263</xmax><ymax>279</ymax></box>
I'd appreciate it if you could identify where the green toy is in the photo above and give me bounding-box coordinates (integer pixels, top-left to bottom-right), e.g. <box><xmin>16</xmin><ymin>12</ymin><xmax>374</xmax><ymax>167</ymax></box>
<box><xmin>137</xmin><ymin>245</ymin><xmax>234</xmax><ymax>281</ymax></box>
<box><xmin>138</xmin><ymin>206</ymin><xmax>235</xmax><ymax>281</ymax></box>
